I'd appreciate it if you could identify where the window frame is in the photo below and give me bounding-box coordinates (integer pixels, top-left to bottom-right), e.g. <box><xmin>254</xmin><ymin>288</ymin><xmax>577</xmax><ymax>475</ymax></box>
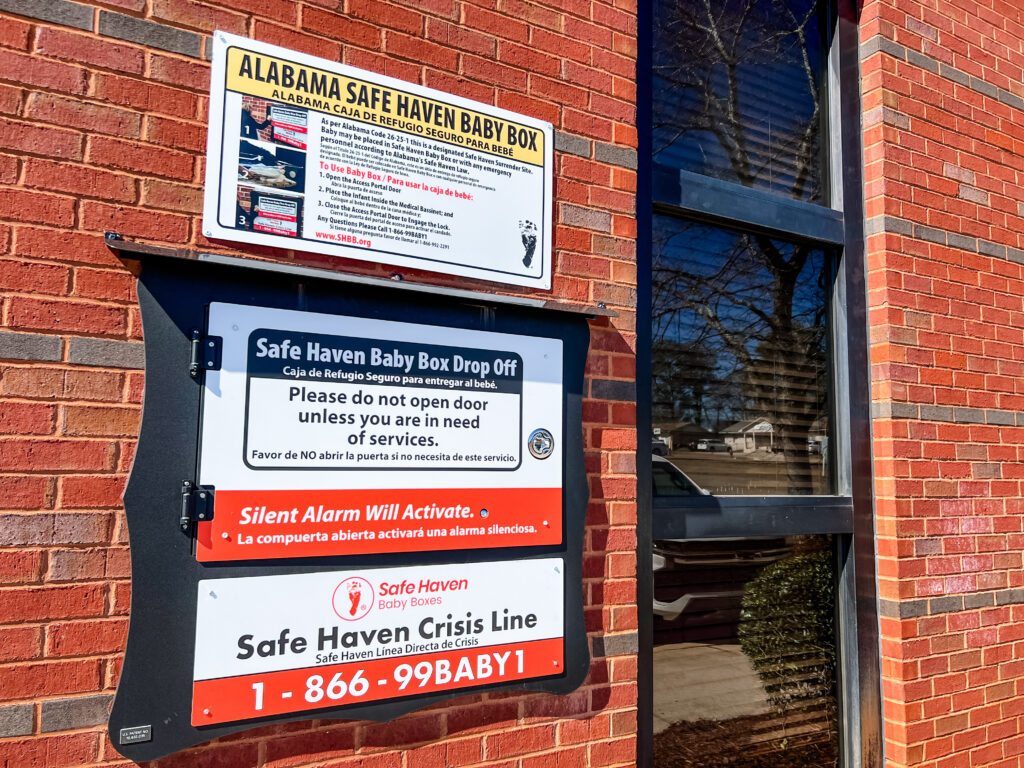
<box><xmin>636</xmin><ymin>1</ymin><xmax>882</xmax><ymax>766</ymax></box>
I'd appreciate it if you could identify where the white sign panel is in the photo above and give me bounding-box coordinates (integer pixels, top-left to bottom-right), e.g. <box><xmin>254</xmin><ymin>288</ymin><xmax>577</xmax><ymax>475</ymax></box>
<box><xmin>191</xmin><ymin>559</ymin><xmax>565</xmax><ymax>725</ymax></box>
<box><xmin>203</xmin><ymin>32</ymin><xmax>552</xmax><ymax>288</ymax></box>
<box><xmin>196</xmin><ymin>302</ymin><xmax>564</xmax><ymax>562</ymax></box>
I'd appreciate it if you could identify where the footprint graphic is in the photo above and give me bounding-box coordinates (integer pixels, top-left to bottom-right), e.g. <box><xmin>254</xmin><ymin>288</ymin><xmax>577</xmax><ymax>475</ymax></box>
<box><xmin>347</xmin><ymin>582</ymin><xmax>362</xmax><ymax>616</ymax></box>
<box><xmin>519</xmin><ymin>219</ymin><xmax>538</xmax><ymax>268</ymax></box>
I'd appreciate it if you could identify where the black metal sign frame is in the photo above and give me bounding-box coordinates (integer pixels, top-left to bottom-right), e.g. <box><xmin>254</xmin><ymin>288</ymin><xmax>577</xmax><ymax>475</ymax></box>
<box><xmin>106</xmin><ymin>242</ymin><xmax>594</xmax><ymax>761</ymax></box>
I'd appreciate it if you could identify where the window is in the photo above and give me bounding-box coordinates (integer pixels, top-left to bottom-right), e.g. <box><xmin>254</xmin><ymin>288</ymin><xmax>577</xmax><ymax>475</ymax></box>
<box><xmin>652</xmin><ymin>0</ymin><xmax>827</xmax><ymax>202</ymax></box>
<box><xmin>652</xmin><ymin>218</ymin><xmax>833</xmax><ymax>496</ymax></box>
<box><xmin>638</xmin><ymin>1</ymin><xmax>879</xmax><ymax>766</ymax></box>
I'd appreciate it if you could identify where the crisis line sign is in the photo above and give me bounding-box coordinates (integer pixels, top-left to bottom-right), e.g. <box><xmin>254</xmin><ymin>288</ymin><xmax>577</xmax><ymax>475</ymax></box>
<box><xmin>196</xmin><ymin>302</ymin><xmax>564</xmax><ymax>562</ymax></box>
<box><xmin>203</xmin><ymin>32</ymin><xmax>553</xmax><ymax>288</ymax></box>
<box><xmin>192</xmin><ymin>559</ymin><xmax>564</xmax><ymax>725</ymax></box>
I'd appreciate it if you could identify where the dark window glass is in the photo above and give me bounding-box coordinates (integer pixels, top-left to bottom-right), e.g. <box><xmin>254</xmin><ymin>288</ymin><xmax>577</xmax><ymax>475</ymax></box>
<box><xmin>652</xmin><ymin>216</ymin><xmax>831</xmax><ymax>495</ymax></box>
<box><xmin>652</xmin><ymin>536</ymin><xmax>838</xmax><ymax>767</ymax></box>
<box><xmin>653</xmin><ymin>0</ymin><xmax>825</xmax><ymax>203</ymax></box>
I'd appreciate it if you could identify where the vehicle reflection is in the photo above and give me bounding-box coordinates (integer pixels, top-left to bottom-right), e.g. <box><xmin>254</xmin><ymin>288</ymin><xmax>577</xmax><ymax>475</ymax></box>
<box><xmin>651</xmin><ymin>461</ymin><xmax>838</xmax><ymax>767</ymax></box>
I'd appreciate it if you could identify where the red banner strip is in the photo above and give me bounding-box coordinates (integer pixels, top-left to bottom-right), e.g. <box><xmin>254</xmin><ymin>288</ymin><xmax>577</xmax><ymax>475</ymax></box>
<box><xmin>196</xmin><ymin>487</ymin><xmax>562</xmax><ymax>562</ymax></box>
<box><xmin>192</xmin><ymin>637</ymin><xmax>563</xmax><ymax>725</ymax></box>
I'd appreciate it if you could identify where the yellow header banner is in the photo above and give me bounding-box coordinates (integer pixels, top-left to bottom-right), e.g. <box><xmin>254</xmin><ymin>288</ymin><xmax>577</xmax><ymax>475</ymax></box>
<box><xmin>226</xmin><ymin>48</ymin><xmax>544</xmax><ymax>166</ymax></box>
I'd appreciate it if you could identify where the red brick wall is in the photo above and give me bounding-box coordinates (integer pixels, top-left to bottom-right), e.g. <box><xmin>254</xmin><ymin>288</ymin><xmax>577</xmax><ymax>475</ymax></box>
<box><xmin>0</xmin><ymin>1</ymin><xmax>638</xmax><ymax>766</ymax></box>
<box><xmin>862</xmin><ymin>1</ymin><xmax>1024</xmax><ymax>766</ymax></box>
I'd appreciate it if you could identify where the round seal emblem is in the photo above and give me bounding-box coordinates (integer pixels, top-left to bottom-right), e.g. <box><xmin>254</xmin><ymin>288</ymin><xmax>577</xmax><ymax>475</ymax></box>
<box><xmin>528</xmin><ymin>428</ymin><xmax>554</xmax><ymax>459</ymax></box>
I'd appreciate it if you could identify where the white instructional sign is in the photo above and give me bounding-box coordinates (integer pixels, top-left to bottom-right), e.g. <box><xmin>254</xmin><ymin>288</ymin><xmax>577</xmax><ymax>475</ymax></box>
<box><xmin>203</xmin><ymin>32</ymin><xmax>553</xmax><ymax>288</ymax></box>
<box><xmin>191</xmin><ymin>558</ymin><xmax>565</xmax><ymax>725</ymax></box>
<box><xmin>196</xmin><ymin>302</ymin><xmax>564</xmax><ymax>562</ymax></box>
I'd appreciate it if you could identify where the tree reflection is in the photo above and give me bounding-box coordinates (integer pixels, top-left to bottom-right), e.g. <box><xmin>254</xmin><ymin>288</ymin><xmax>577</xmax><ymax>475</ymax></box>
<box><xmin>653</xmin><ymin>221</ymin><xmax>828</xmax><ymax>495</ymax></box>
<box><xmin>653</xmin><ymin>0</ymin><xmax>823</xmax><ymax>201</ymax></box>
<box><xmin>651</xmin><ymin>0</ymin><xmax>829</xmax><ymax>495</ymax></box>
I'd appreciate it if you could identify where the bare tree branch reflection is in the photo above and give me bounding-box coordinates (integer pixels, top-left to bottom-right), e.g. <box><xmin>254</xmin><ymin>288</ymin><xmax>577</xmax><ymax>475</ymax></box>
<box><xmin>653</xmin><ymin>0</ymin><xmax>822</xmax><ymax>200</ymax></box>
<box><xmin>652</xmin><ymin>0</ymin><xmax>829</xmax><ymax>495</ymax></box>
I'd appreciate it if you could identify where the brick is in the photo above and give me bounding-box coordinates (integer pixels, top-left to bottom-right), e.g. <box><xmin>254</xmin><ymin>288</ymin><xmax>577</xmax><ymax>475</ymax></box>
<box><xmin>0</xmin><ymin>331</ymin><xmax>62</xmax><ymax>362</ymax></box>
<box><xmin>594</xmin><ymin>141</ymin><xmax>637</xmax><ymax>169</ymax></box>
<box><xmin>98</xmin><ymin>11</ymin><xmax>203</xmax><ymax>57</ymax></box>
<box><xmin>0</xmin><ymin>703</ymin><xmax>33</xmax><ymax>738</ymax></box>
<box><xmin>149</xmin><ymin>54</ymin><xmax>210</xmax><ymax>92</ymax></box>
<box><xmin>464</xmin><ymin>5</ymin><xmax>527</xmax><ymax>42</ymax></box>
<box><xmin>253</xmin><ymin>21</ymin><xmax>340</xmax><ymax>61</ymax></box>
<box><xmin>88</xmin><ymin>135</ymin><xmax>193</xmax><ymax>180</ymax></box>
<box><xmin>0</xmin><ymin>117</ymin><xmax>83</xmax><ymax>160</ymax></box>
<box><xmin>80</xmin><ymin>201</ymin><xmax>191</xmax><ymax>242</ymax></box>
<box><xmin>151</xmin><ymin>0</ymin><xmax>247</xmax><ymax>34</ymax></box>
<box><xmin>73</xmin><ymin>268</ymin><xmax>135</xmax><ymax>302</ymax></box>
<box><xmin>0</xmin><ymin>626</ymin><xmax>42</xmax><ymax>663</ymax></box>
<box><xmin>41</xmin><ymin>694</ymin><xmax>113</xmax><ymax>733</ymax></box>
<box><xmin>0</xmin><ymin>401</ymin><xmax>56</xmax><ymax>435</ymax></box>
<box><xmin>63</xmin><ymin>405</ymin><xmax>139</xmax><ymax>437</ymax></box>
<box><xmin>0</xmin><ymin>732</ymin><xmax>97</xmax><ymax>767</ymax></box>
<box><xmin>0</xmin><ymin>583</ymin><xmax>105</xmax><ymax>623</ymax></box>
<box><xmin>347</xmin><ymin>0</ymin><xmax>422</xmax><ymax>35</ymax></box>
<box><xmin>47</xmin><ymin>549</ymin><xmax>108</xmax><ymax>582</ymax></box>
<box><xmin>218</xmin><ymin>0</ymin><xmax>297</xmax><ymax>25</ymax></box>
<box><xmin>0</xmin><ymin>550</ymin><xmax>43</xmax><ymax>583</ymax></box>
<box><xmin>560</xmin><ymin>203</ymin><xmax>611</xmax><ymax>232</ymax></box>
<box><xmin>385</xmin><ymin>33</ymin><xmax>457</xmax><ymax>71</ymax></box>
<box><xmin>8</xmin><ymin>297</ymin><xmax>126</xmax><ymax>336</ymax></box>
<box><xmin>23</xmin><ymin>159</ymin><xmax>136</xmax><ymax>203</ymax></box>
<box><xmin>0</xmin><ymin>0</ymin><xmax>93</xmax><ymax>30</ymax></box>
<box><xmin>264</xmin><ymin>727</ymin><xmax>357</xmax><ymax>767</ymax></box>
<box><xmin>0</xmin><ymin>16</ymin><xmax>30</xmax><ymax>50</ymax></box>
<box><xmin>144</xmin><ymin>115</ymin><xmax>206</xmax><ymax>153</ymax></box>
<box><xmin>67</xmin><ymin>337</ymin><xmax>144</xmax><ymax>369</ymax></box>
<box><xmin>590</xmin><ymin>379</ymin><xmax>635</xmax><ymax>401</ymax></box>
<box><xmin>0</xmin><ymin>441</ymin><xmax>116</xmax><ymax>473</ymax></box>
<box><xmin>36</xmin><ymin>27</ymin><xmax>146</xmax><ymax>75</ymax></box>
<box><xmin>142</xmin><ymin>742</ymin><xmax>260</xmax><ymax>768</ymax></box>
<box><xmin>25</xmin><ymin>95</ymin><xmax>141</xmax><ymax>144</ymax></box>
<box><xmin>555</xmin><ymin>130</ymin><xmax>590</xmax><ymax>158</ymax></box>
<box><xmin>15</xmin><ymin>227</ymin><xmax>117</xmax><ymax>267</ymax></box>
<box><xmin>90</xmin><ymin>73</ymin><xmax>198</xmax><ymax>119</ymax></box>
<box><xmin>46</xmin><ymin>619</ymin><xmax>128</xmax><ymax>657</ymax></box>
<box><xmin>0</xmin><ymin>49</ymin><xmax>87</xmax><ymax>95</ymax></box>
<box><xmin>592</xmin><ymin>631</ymin><xmax>638</xmax><ymax>657</ymax></box>
<box><xmin>0</xmin><ymin>659</ymin><xmax>103</xmax><ymax>703</ymax></box>
<box><xmin>0</xmin><ymin>189</ymin><xmax>76</xmax><ymax>226</ymax></box>
<box><xmin>0</xmin><ymin>258</ymin><xmax>71</xmax><ymax>296</ymax></box>
<box><xmin>62</xmin><ymin>370</ymin><xmax>123</xmax><ymax>403</ymax></box>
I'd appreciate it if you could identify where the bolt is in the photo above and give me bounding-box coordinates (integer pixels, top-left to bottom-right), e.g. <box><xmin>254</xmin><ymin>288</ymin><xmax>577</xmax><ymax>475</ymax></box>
<box><xmin>543</xmin><ymin>520</ymin><xmax>549</xmax><ymax>527</ymax></box>
<box><xmin>480</xmin><ymin>509</ymin><xmax>489</xmax><ymax>518</ymax></box>
<box><xmin>203</xmin><ymin>708</ymin><xmax>211</xmax><ymax>716</ymax></box>
<box><xmin>198</xmin><ymin>513</ymin><xmax>205</xmax><ymax>520</ymax></box>
<box><xmin>553</xmin><ymin>661</ymin><xmax>559</xmax><ymax>667</ymax></box>
<box><xmin>221</xmin><ymin>532</ymin><xmax>229</xmax><ymax>540</ymax></box>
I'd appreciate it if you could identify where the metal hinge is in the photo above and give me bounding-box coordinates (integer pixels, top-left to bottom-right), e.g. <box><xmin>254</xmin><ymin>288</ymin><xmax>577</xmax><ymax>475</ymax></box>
<box><xmin>180</xmin><ymin>482</ymin><xmax>215</xmax><ymax>531</ymax></box>
<box><xmin>189</xmin><ymin>329</ymin><xmax>222</xmax><ymax>378</ymax></box>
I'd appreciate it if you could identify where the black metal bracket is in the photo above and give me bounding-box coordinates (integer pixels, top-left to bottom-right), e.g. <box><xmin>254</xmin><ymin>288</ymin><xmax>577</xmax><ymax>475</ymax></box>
<box><xmin>189</xmin><ymin>330</ymin><xmax>222</xmax><ymax>377</ymax></box>
<box><xmin>179</xmin><ymin>482</ymin><xmax>215</xmax><ymax>531</ymax></box>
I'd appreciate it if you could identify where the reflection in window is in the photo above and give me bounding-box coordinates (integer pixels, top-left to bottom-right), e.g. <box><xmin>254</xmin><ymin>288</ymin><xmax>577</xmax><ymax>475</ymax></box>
<box><xmin>652</xmin><ymin>536</ymin><xmax>838</xmax><ymax>767</ymax></box>
<box><xmin>653</xmin><ymin>0</ymin><xmax>825</xmax><ymax>203</ymax></box>
<box><xmin>652</xmin><ymin>217</ymin><xmax>831</xmax><ymax>495</ymax></box>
